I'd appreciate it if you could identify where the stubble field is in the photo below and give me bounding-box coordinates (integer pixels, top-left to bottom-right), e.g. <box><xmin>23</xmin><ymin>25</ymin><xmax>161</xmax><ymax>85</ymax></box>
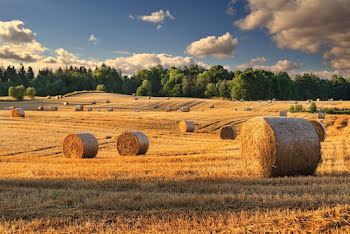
<box><xmin>1</xmin><ymin>92</ymin><xmax>350</xmax><ymax>232</ymax></box>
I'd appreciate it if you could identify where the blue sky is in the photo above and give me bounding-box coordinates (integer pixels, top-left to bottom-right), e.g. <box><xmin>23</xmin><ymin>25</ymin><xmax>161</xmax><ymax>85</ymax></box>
<box><xmin>0</xmin><ymin>0</ymin><xmax>349</xmax><ymax>78</ymax></box>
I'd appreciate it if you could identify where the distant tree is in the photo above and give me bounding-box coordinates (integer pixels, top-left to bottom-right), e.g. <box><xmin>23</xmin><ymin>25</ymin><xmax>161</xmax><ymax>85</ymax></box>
<box><xmin>136</xmin><ymin>80</ymin><xmax>152</xmax><ymax>96</ymax></box>
<box><xmin>309</xmin><ymin>101</ymin><xmax>317</xmax><ymax>113</ymax></box>
<box><xmin>96</xmin><ymin>84</ymin><xmax>105</xmax><ymax>92</ymax></box>
<box><xmin>204</xmin><ymin>83</ymin><xmax>217</xmax><ymax>97</ymax></box>
<box><xmin>8</xmin><ymin>85</ymin><xmax>26</xmax><ymax>100</ymax></box>
<box><xmin>26</xmin><ymin>87</ymin><xmax>36</xmax><ymax>99</ymax></box>
<box><xmin>288</xmin><ymin>105</ymin><xmax>295</xmax><ymax>113</ymax></box>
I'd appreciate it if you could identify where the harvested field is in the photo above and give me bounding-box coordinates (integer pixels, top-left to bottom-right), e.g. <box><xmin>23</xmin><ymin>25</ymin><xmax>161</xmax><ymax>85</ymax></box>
<box><xmin>1</xmin><ymin>92</ymin><xmax>350</xmax><ymax>232</ymax></box>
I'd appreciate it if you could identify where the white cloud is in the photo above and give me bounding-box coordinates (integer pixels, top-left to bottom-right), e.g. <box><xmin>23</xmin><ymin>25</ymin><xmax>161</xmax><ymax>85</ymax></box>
<box><xmin>112</xmin><ymin>50</ymin><xmax>131</xmax><ymax>55</ymax></box>
<box><xmin>234</xmin><ymin>0</ymin><xmax>350</xmax><ymax>76</ymax></box>
<box><xmin>0</xmin><ymin>20</ymin><xmax>35</xmax><ymax>44</ymax></box>
<box><xmin>226</xmin><ymin>0</ymin><xmax>237</xmax><ymax>16</ymax></box>
<box><xmin>236</xmin><ymin>56</ymin><xmax>268</xmax><ymax>70</ymax></box>
<box><xmin>156</xmin><ymin>24</ymin><xmax>163</xmax><ymax>30</ymax></box>
<box><xmin>138</xmin><ymin>9</ymin><xmax>175</xmax><ymax>24</ymax></box>
<box><xmin>185</xmin><ymin>32</ymin><xmax>238</xmax><ymax>59</ymax></box>
<box><xmin>253</xmin><ymin>60</ymin><xmax>302</xmax><ymax>72</ymax></box>
<box><xmin>89</xmin><ymin>34</ymin><xmax>97</xmax><ymax>41</ymax></box>
<box><xmin>128</xmin><ymin>14</ymin><xmax>135</xmax><ymax>20</ymax></box>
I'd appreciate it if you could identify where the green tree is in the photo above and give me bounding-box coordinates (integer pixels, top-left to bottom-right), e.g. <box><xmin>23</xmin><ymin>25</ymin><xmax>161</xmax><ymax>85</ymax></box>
<box><xmin>26</xmin><ymin>87</ymin><xmax>36</xmax><ymax>99</ymax></box>
<box><xmin>8</xmin><ymin>85</ymin><xmax>26</xmax><ymax>100</ymax></box>
<box><xmin>204</xmin><ymin>83</ymin><xmax>217</xmax><ymax>97</ymax></box>
<box><xmin>309</xmin><ymin>102</ymin><xmax>317</xmax><ymax>113</ymax></box>
<box><xmin>288</xmin><ymin>105</ymin><xmax>295</xmax><ymax>113</ymax></box>
<box><xmin>96</xmin><ymin>84</ymin><xmax>105</xmax><ymax>92</ymax></box>
<box><xmin>136</xmin><ymin>80</ymin><xmax>152</xmax><ymax>96</ymax></box>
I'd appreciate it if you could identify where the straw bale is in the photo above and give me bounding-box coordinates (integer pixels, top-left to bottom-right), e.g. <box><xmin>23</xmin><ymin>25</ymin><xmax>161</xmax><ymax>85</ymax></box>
<box><xmin>108</xmin><ymin>107</ymin><xmax>113</xmax><ymax>112</ymax></box>
<box><xmin>209</xmin><ymin>104</ymin><xmax>214</xmax><ymax>108</ymax></box>
<box><xmin>51</xmin><ymin>106</ymin><xmax>57</xmax><ymax>111</ymax></box>
<box><xmin>244</xmin><ymin>108</ymin><xmax>252</xmax><ymax>111</ymax></box>
<box><xmin>180</xmin><ymin>106</ymin><xmax>190</xmax><ymax>112</ymax></box>
<box><xmin>154</xmin><ymin>104</ymin><xmax>158</xmax><ymax>109</ymax></box>
<box><xmin>219</xmin><ymin>125</ymin><xmax>237</xmax><ymax>140</ymax></box>
<box><xmin>165</xmin><ymin>107</ymin><xmax>172</xmax><ymax>112</ymax></box>
<box><xmin>240</xmin><ymin>117</ymin><xmax>321</xmax><ymax>178</ymax></box>
<box><xmin>179</xmin><ymin>120</ymin><xmax>195</xmax><ymax>132</ymax></box>
<box><xmin>11</xmin><ymin>108</ymin><xmax>25</xmax><ymax>117</ymax></box>
<box><xmin>87</xmin><ymin>107</ymin><xmax>92</xmax><ymax>111</ymax></box>
<box><xmin>106</xmin><ymin>99</ymin><xmax>110</xmax><ymax>103</ymax></box>
<box><xmin>280</xmin><ymin>111</ymin><xmax>287</xmax><ymax>116</ymax></box>
<box><xmin>309</xmin><ymin>120</ymin><xmax>326</xmax><ymax>142</ymax></box>
<box><xmin>64</xmin><ymin>102</ymin><xmax>69</xmax><ymax>105</ymax></box>
<box><xmin>62</xmin><ymin>133</ymin><xmax>98</xmax><ymax>158</ymax></box>
<box><xmin>91</xmin><ymin>100</ymin><xmax>96</xmax><ymax>104</ymax></box>
<box><xmin>318</xmin><ymin>112</ymin><xmax>325</xmax><ymax>119</ymax></box>
<box><xmin>38</xmin><ymin>106</ymin><xmax>44</xmax><ymax>111</ymax></box>
<box><xmin>116</xmin><ymin>131</ymin><xmax>149</xmax><ymax>156</ymax></box>
<box><xmin>75</xmin><ymin>105</ymin><xmax>84</xmax><ymax>111</ymax></box>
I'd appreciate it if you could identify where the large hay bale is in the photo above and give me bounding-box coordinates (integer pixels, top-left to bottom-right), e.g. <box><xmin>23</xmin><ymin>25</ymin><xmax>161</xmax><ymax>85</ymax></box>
<box><xmin>309</xmin><ymin>120</ymin><xmax>326</xmax><ymax>142</ymax></box>
<box><xmin>219</xmin><ymin>125</ymin><xmax>237</xmax><ymax>140</ymax></box>
<box><xmin>154</xmin><ymin>104</ymin><xmax>158</xmax><ymax>109</ymax></box>
<box><xmin>38</xmin><ymin>106</ymin><xmax>44</xmax><ymax>111</ymax></box>
<box><xmin>240</xmin><ymin>117</ymin><xmax>321</xmax><ymax>178</ymax></box>
<box><xmin>318</xmin><ymin>112</ymin><xmax>325</xmax><ymax>119</ymax></box>
<box><xmin>108</xmin><ymin>107</ymin><xmax>113</xmax><ymax>112</ymax></box>
<box><xmin>165</xmin><ymin>107</ymin><xmax>172</xmax><ymax>112</ymax></box>
<box><xmin>11</xmin><ymin>108</ymin><xmax>25</xmax><ymax>117</ymax></box>
<box><xmin>179</xmin><ymin>120</ymin><xmax>195</xmax><ymax>132</ymax></box>
<box><xmin>62</xmin><ymin>133</ymin><xmax>98</xmax><ymax>158</ymax></box>
<box><xmin>91</xmin><ymin>100</ymin><xmax>96</xmax><ymax>104</ymax></box>
<box><xmin>279</xmin><ymin>111</ymin><xmax>287</xmax><ymax>116</ymax></box>
<box><xmin>106</xmin><ymin>99</ymin><xmax>110</xmax><ymax>103</ymax></box>
<box><xmin>63</xmin><ymin>102</ymin><xmax>69</xmax><ymax>105</ymax></box>
<box><xmin>180</xmin><ymin>106</ymin><xmax>190</xmax><ymax>112</ymax></box>
<box><xmin>116</xmin><ymin>131</ymin><xmax>149</xmax><ymax>156</ymax></box>
<box><xmin>209</xmin><ymin>104</ymin><xmax>214</xmax><ymax>108</ymax></box>
<box><xmin>75</xmin><ymin>105</ymin><xmax>84</xmax><ymax>111</ymax></box>
<box><xmin>51</xmin><ymin>106</ymin><xmax>57</xmax><ymax>111</ymax></box>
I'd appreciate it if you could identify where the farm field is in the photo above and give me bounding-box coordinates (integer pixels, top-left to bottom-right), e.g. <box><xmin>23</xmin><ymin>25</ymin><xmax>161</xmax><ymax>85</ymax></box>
<box><xmin>1</xmin><ymin>92</ymin><xmax>350</xmax><ymax>232</ymax></box>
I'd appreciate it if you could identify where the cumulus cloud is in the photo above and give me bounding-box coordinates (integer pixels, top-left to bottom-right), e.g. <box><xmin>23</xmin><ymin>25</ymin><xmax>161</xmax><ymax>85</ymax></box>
<box><xmin>0</xmin><ymin>46</ymin><xmax>41</xmax><ymax>62</ymax></box>
<box><xmin>185</xmin><ymin>32</ymin><xmax>238</xmax><ymax>59</ymax></box>
<box><xmin>226</xmin><ymin>0</ymin><xmax>237</xmax><ymax>16</ymax></box>
<box><xmin>89</xmin><ymin>34</ymin><xmax>96</xmax><ymax>41</ymax></box>
<box><xmin>236</xmin><ymin>56</ymin><xmax>268</xmax><ymax>70</ymax></box>
<box><xmin>253</xmin><ymin>60</ymin><xmax>302</xmax><ymax>72</ymax></box>
<box><xmin>138</xmin><ymin>9</ymin><xmax>175</xmax><ymax>23</ymax></box>
<box><xmin>0</xmin><ymin>20</ymin><xmax>35</xmax><ymax>44</ymax></box>
<box><xmin>234</xmin><ymin>0</ymin><xmax>350</xmax><ymax>75</ymax></box>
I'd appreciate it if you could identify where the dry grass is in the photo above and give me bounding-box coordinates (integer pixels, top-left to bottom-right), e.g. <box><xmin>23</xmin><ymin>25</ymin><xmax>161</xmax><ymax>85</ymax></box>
<box><xmin>0</xmin><ymin>93</ymin><xmax>350</xmax><ymax>232</ymax></box>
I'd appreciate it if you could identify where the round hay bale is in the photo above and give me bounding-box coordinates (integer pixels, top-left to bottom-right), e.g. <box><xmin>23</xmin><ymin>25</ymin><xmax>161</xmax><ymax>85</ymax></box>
<box><xmin>209</xmin><ymin>104</ymin><xmax>214</xmax><ymax>108</ymax></box>
<box><xmin>148</xmin><ymin>96</ymin><xmax>151</xmax><ymax>99</ymax></box>
<box><xmin>87</xmin><ymin>107</ymin><xmax>92</xmax><ymax>111</ymax></box>
<box><xmin>62</xmin><ymin>133</ymin><xmax>98</xmax><ymax>158</ymax></box>
<box><xmin>167</xmin><ymin>97</ymin><xmax>170</xmax><ymax>100</ymax></box>
<box><xmin>179</xmin><ymin>120</ymin><xmax>195</xmax><ymax>132</ymax></box>
<box><xmin>134</xmin><ymin>97</ymin><xmax>138</xmax><ymax>100</ymax></box>
<box><xmin>8</xmin><ymin>106</ymin><xmax>15</xmax><ymax>110</ymax></box>
<box><xmin>279</xmin><ymin>111</ymin><xmax>287</xmax><ymax>117</ymax></box>
<box><xmin>199</xmin><ymin>109</ymin><xmax>203</xmax><ymax>112</ymax></box>
<box><xmin>329</xmin><ymin>98</ymin><xmax>334</xmax><ymax>101</ymax></box>
<box><xmin>165</xmin><ymin>107</ymin><xmax>172</xmax><ymax>112</ymax></box>
<box><xmin>244</xmin><ymin>108</ymin><xmax>252</xmax><ymax>111</ymax></box>
<box><xmin>108</xmin><ymin>107</ymin><xmax>113</xmax><ymax>112</ymax></box>
<box><xmin>240</xmin><ymin>99</ymin><xmax>244</xmax><ymax>102</ymax></box>
<box><xmin>154</xmin><ymin>104</ymin><xmax>158</xmax><ymax>109</ymax></box>
<box><xmin>268</xmin><ymin>100</ymin><xmax>272</xmax><ymax>103</ymax></box>
<box><xmin>219</xmin><ymin>125</ymin><xmax>237</xmax><ymax>140</ymax></box>
<box><xmin>116</xmin><ymin>131</ymin><xmax>149</xmax><ymax>156</ymax></box>
<box><xmin>134</xmin><ymin>109</ymin><xmax>139</xmax><ymax>112</ymax></box>
<box><xmin>316</xmin><ymin>98</ymin><xmax>320</xmax><ymax>102</ymax></box>
<box><xmin>58</xmin><ymin>95</ymin><xmax>62</xmax><ymax>99</ymax></box>
<box><xmin>38</xmin><ymin>106</ymin><xmax>44</xmax><ymax>111</ymax></box>
<box><xmin>106</xmin><ymin>99</ymin><xmax>110</xmax><ymax>103</ymax></box>
<box><xmin>91</xmin><ymin>100</ymin><xmax>96</xmax><ymax>105</ymax></box>
<box><xmin>11</xmin><ymin>108</ymin><xmax>25</xmax><ymax>117</ymax></box>
<box><xmin>232</xmin><ymin>108</ymin><xmax>238</xmax><ymax>111</ymax></box>
<box><xmin>309</xmin><ymin>120</ymin><xmax>326</xmax><ymax>142</ymax></box>
<box><xmin>51</xmin><ymin>106</ymin><xmax>57</xmax><ymax>111</ymax></box>
<box><xmin>75</xmin><ymin>105</ymin><xmax>84</xmax><ymax>111</ymax></box>
<box><xmin>180</xmin><ymin>106</ymin><xmax>190</xmax><ymax>112</ymax></box>
<box><xmin>318</xmin><ymin>112</ymin><xmax>325</xmax><ymax>119</ymax></box>
<box><xmin>56</xmin><ymin>96</ymin><xmax>60</xmax><ymax>99</ymax></box>
<box><xmin>294</xmin><ymin>101</ymin><xmax>298</xmax><ymax>104</ymax></box>
<box><xmin>240</xmin><ymin>117</ymin><xmax>321</xmax><ymax>178</ymax></box>
<box><xmin>47</xmin><ymin>95</ymin><xmax>51</xmax><ymax>99</ymax></box>
<box><xmin>272</xmin><ymin>98</ymin><xmax>276</xmax><ymax>101</ymax></box>
<box><xmin>63</xmin><ymin>102</ymin><xmax>69</xmax><ymax>105</ymax></box>
<box><xmin>132</xmin><ymin>93</ymin><xmax>136</xmax><ymax>96</ymax></box>
<box><xmin>232</xmin><ymin>98</ymin><xmax>236</xmax><ymax>102</ymax></box>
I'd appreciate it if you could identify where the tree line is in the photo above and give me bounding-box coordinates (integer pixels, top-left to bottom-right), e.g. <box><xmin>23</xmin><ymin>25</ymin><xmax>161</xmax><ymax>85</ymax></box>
<box><xmin>0</xmin><ymin>63</ymin><xmax>349</xmax><ymax>100</ymax></box>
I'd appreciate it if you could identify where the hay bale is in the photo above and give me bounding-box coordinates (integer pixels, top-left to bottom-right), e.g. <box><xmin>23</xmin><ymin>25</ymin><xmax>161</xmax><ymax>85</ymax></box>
<box><xmin>75</xmin><ymin>105</ymin><xmax>84</xmax><ymax>111</ymax></box>
<box><xmin>62</xmin><ymin>133</ymin><xmax>98</xmax><ymax>158</ymax></box>
<box><xmin>167</xmin><ymin>97</ymin><xmax>170</xmax><ymax>100</ymax></box>
<box><xmin>56</xmin><ymin>96</ymin><xmax>60</xmax><ymax>99</ymax></box>
<box><xmin>244</xmin><ymin>108</ymin><xmax>252</xmax><ymax>111</ymax></box>
<box><xmin>279</xmin><ymin>111</ymin><xmax>287</xmax><ymax>116</ymax></box>
<box><xmin>148</xmin><ymin>96</ymin><xmax>151</xmax><ymax>99</ymax></box>
<box><xmin>240</xmin><ymin>99</ymin><xmax>244</xmax><ymax>102</ymax></box>
<box><xmin>309</xmin><ymin>120</ymin><xmax>326</xmax><ymax>142</ymax></box>
<box><xmin>199</xmin><ymin>109</ymin><xmax>203</xmax><ymax>112</ymax></box>
<box><xmin>134</xmin><ymin>109</ymin><xmax>139</xmax><ymax>112</ymax></box>
<box><xmin>268</xmin><ymin>100</ymin><xmax>272</xmax><ymax>103</ymax></box>
<box><xmin>340</xmin><ymin>99</ymin><xmax>343</xmax><ymax>101</ymax></box>
<box><xmin>58</xmin><ymin>95</ymin><xmax>62</xmax><ymax>99</ymax></box>
<box><xmin>87</xmin><ymin>107</ymin><xmax>92</xmax><ymax>111</ymax></box>
<box><xmin>108</xmin><ymin>107</ymin><xmax>113</xmax><ymax>112</ymax></box>
<box><xmin>134</xmin><ymin>97</ymin><xmax>138</xmax><ymax>100</ymax></box>
<box><xmin>219</xmin><ymin>125</ymin><xmax>237</xmax><ymax>140</ymax></box>
<box><xmin>38</xmin><ymin>106</ymin><xmax>44</xmax><ymax>111</ymax></box>
<box><xmin>47</xmin><ymin>96</ymin><xmax>51</xmax><ymax>99</ymax></box>
<box><xmin>294</xmin><ymin>101</ymin><xmax>298</xmax><ymax>104</ymax></box>
<box><xmin>232</xmin><ymin>108</ymin><xmax>238</xmax><ymax>111</ymax></box>
<box><xmin>132</xmin><ymin>93</ymin><xmax>136</xmax><ymax>96</ymax></box>
<box><xmin>232</xmin><ymin>98</ymin><xmax>236</xmax><ymax>102</ymax></box>
<box><xmin>272</xmin><ymin>98</ymin><xmax>276</xmax><ymax>101</ymax></box>
<box><xmin>154</xmin><ymin>104</ymin><xmax>158</xmax><ymax>109</ymax></box>
<box><xmin>63</xmin><ymin>102</ymin><xmax>69</xmax><ymax>105</ymax></box>
<box><xmin>316</xmin><ymin>98</ymin><xmax>320</xmax><ymax>102</ymax></box>
<box><xmin>51</xmin><ymin>106</ymin><xmax>57</xmax><ymax>111</ymax></box>
<box><xmin>180</xmin><ymin>106</ymin><xmax>190</xmax><ymax>112</ymax></box>
<box><xmin>179</xmin><ymin>120</ymin><xmax>195</xmax><ymax>132</ymax></box>
<box><xmin>165</xmin><ymin>107</ymin><xmax>172</xmax><ymax>112</ymax></box>
<box><xmin>11</xmin><ymin>108</ymin><xmax>25</xmax><ymax>117</ymax></box>
<box><xmin>91</xmin><ymin>100</ymin><xmax>96</xmax><ymax>104</ymax></box>
<box><xmin>116</xmin><ymin>131</ymin><xmax>149</xmax><ymax>156</ymax></box>
<box><xmin>329</xmin><ymin>98</ymin><xmax>334</xmax><ymax>101</ymax></box>
<box><xmin>8</xmin><ymin>106</ymin><xmax>15</xmax><ymax>110</ymax></box>
<box><xmin>258</xmin><ymin>100</ymin><xmax>262</xmax><ymax>103</ymax></box>
<box><xmin>209</xmin><ymin>104</ymin><xmax>214</xmax><ymax>108</ymax></box>
<box><xmin>306</xmin><ymin>99</ymin><xmax>311</xmax><ymax>103</ymax></box>
<box><xmin>318</xmin><ymin>112</ymin><xmax>325</xmax><ymax>119</ymax></box>
<box><xmin>106</xmin><ymin>99</ymin><xmax>110</xmax><ymax>103</ymax></box>
<box><xmin>240</xmin><ymin>117</ymin><xmax>321</xmax><ymax>178</ymax></box>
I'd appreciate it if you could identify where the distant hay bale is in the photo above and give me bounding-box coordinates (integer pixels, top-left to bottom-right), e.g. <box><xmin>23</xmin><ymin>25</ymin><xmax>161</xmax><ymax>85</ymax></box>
<box><xmin>148</xmin><ymin>96</ymin><xmax>151</xmax><ymax>99</ymax></box>
<box><xmin>244</xmin><ymin>108</ymin><xmax>252</xmax><ymax>111</ymax></box>
<box><xmin>232</xmin><ymin>98</ymin><xmax>236</xmax><ymax>102</ymax></box>
<box><xmin>116</xmin><ymin>131</ymin><xmax>149</xmax><ymax>156</ymax></box>
<box><xmin>219</xmin><ymin>125</ymin><xmax>237</xmax><ymax>140</ymax></box>
<box><xmin>91</xmin><ymin>100</ymin><xmax>96</xmax><ymax>104</ymax></box>
<box><xmin>209</xmin><ymin>104</ymin><xmax>214</xmax><ymax>108</ymax></box>
<box><xmin>62</xmin><ymin>133</ymin><xmax>98</xmax><ymax>158</ymax></box>
<box><xmin>8</xmin><ymin>106</ymin><xmax>15</xmax><ymax>110</ymax></box>
<box><xmin>134</xmin><ymin>97</ymin><xmax>138</xmax><ymax>100</ymax></box>
<box><xmin>108</xmin><ymin>107</ymin><xmax>113</xmax><ymax>112</ymax></box>
<box><xmin>179</xmin><ymin>120</ymin><xmax>195</xmax><ymax>132</ymax></box>
<box><xmin>199</xmin><ymin>109</ymin><xmax>203</xmax><ymax>112</ymax></box>
<box><xmin>258</xmin><ymin>100</ymin><xmax>262</xmax><ymax>103</ymax></box>
<box><xmin>11</xmin><ymin>108</ymin><xmax>25</xmax><ymax>117</ymax></box>
<box><xmin>240</xmin><ymin>99</ymin><xmax>244</xmax><ymax>102</ymax></box>
<box><xmin>316</xmin><ymin>98</ymin><xmax>320</xmax><ymax>101</ymax></box>
<box><xmin>47</xmin><ymin>96</ymin><xmax>51</xmax><ymax>99</ymax></box>
<box><xmin>180</xmin><ymin>106</ymin><xmax>190</xmax><ymax>112</ymax></box>
<box><xmin>318</xmin><ymin>112</ymin><xmax>325</xmax><ymax>119</ymax></box>
<box><xmin>165</xmin><ymin>107</ymin><xmax>172</xmax><ymax>112</ymax></box>
<box><xmin>268</xmin><ymin>100</ymin><xmax>272</xmax><ymax>103</ymax></box>
<box><xmin>75</xmin><ymin>105</ymin><xmax>84</xmax><ymax>111</ymax></box>
<box><xmin>309</xmin><ymin>120</ymin><xmax>326</xmax><ymax>142</ymax></box>
<box><xmin>306</xmin><ymin>99</ymin><xmax>311</xmax><ymax>103</ymax></box>
<box><xmin>132</xmin><ymin>93</ymin><xmax>136</xmax><ymax>96</ymax></box>
<box><xmin>58</xmin><ymin>95</ymin><xmax>62</xmax><ymax>99</ymax></box>
<box><xmin>272</xmin><ymin>98</ymin><xmax>276</xmax><ymax>101</ymax></box>
<box><xmin>51</xmin><ymin>106</ymin><xmax>57</xmax><ymax>111</ymax></box>
<box><xmin>134</xmin><ymin>109</ymin><xmax>139</xmax><ymax>112</ymax></box>
<box><xmin>294</xmin><ymin>101</ymin><xmax>298</xmax><ymax>104</ymax></box>
<box><xmin>232</xmin><ymin>108</ymin><xmax>238</xmax><ymax>111</ymax></box>
<box><xmin>63</xmin><ymin>102</ymin><xmax>69</xmax><ymax>105</ymax></box>
<box><xmin>38</xmin><ymin>106</ymin><xmax>44</xmax><ymax>111</ymax></box>
<box><xmin>279</xmin><ymin>111</ymin><xmax>287</xmax><ymax>116</ymax></box>
<box><xmin>87</xmin><ymin>107</ymin><xmax>92</xmax><ymax>111</ymax></box>
<box><xmin>106</xmin><ymin>99</ymin><xmax>110</xmax><ymax>103</ymax></box>
<box><xmin>167</xmin><ymin>97</ymin><xmax>170</xmax><ymax>100</ymax></box>
<box><xmin>56</xmin><ymin>96</ymin><xmax>60</xmax><ymax>99</ymax></box>
<box><xmin>154</xmin><ymin>104</ymin><xmax>158</xmax><ymax>109</ymax></box>
<box><xmin>240</xmin><ymin>117</ymin><xmax>321</xmax><ymax>178</ymax></box>
<box><xmin>329</xmin><ymin>98</ymin><xmax>334</xmax><ymax>101</ymax></box>
<box><xmin>340</xmin><ymin>99</ymin><xmax>343</xmax><ymax>101</ymax></box>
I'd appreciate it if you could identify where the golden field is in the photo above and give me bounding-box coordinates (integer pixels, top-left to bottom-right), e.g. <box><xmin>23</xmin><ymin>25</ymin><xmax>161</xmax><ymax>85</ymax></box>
<box><xmin>1</xmin><ymin>92</ymin><xmax>350</xmax><ymax>233</ymax></box>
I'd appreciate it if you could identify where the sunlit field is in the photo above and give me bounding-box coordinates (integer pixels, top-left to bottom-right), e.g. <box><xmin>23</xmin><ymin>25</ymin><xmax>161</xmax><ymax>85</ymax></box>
<box><xmin>1</xmin><ymin>92</ymin><xmax>350</xmax><ymax>232</ymax></box>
